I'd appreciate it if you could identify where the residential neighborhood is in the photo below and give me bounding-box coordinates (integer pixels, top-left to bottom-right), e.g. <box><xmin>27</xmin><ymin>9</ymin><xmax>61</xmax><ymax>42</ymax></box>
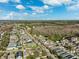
<box><xmin>0</xmin><ymin>21</ymin><xmax>79</xmax><ymax>59</ymax></box>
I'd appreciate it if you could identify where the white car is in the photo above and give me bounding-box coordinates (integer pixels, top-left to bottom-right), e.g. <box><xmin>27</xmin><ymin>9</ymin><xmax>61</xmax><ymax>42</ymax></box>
<box><xmin>27</xmin><ymin>39</ymin><xmax>32</xmax><ymax>43</ymax></box>
<box><xmin>16</xmin><ymin>56</ymin><xmax>22</xmax><ymax>59</ymax></box>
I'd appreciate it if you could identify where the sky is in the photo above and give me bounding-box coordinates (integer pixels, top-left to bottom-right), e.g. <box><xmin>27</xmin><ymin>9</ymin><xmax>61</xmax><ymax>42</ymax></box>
<box><xmin>0</xmin><ymin>0</ymin><xmax>79</xmax><ymax>20</ymax></box>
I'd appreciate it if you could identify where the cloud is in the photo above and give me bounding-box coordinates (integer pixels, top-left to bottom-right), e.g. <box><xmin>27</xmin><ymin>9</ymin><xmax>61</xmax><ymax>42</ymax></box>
<box><xmin>1</xmin><ymin>12</ymin><xmax>20</xmax><ymax>20</ymax></box>
<box><xmin>43</xmin><ymin>5</ymin><xmax>49</xmax><ymax>9</ymax></box>
<box><xmin>16</xmin><ymin>5</ymin><xmax>25</xmax><ymax>10</ymax></box>
<box><xmin>0</xmin><ymin>0</ymin><xmax>8</xmax><ymax>3</ymax></box>
<box><xmin>23</xmin><ymin>13</ymin><xmax>29</xmax><ymax>16</ymax></box>
<box><xmin>29</xmin><ymin>5</ymin><xmax>49</xmax><ymax>13</ymax></box>
<box><xmin>15</xmin><ymin>0</ymin><xmax>20</xmax><ymax>3</ymax></box>
<box><xmin>11</xmin><ymin>0</ymin><xmax>20</xmax><ymax>3</ymax></box>
<box><xmin>42</xmin><ymin>0</ymin><xmax>72</xmax><ymax>6</ymax></box>
<box><xmin>0</xmin><ymin>10</ymin><xmax>3</xmax><ymax>13</ymax></box>
<box><xmin>67</xmin><ymin>1</ymin><xmax>79</xmax><ymax>11</ymax></box>
<box><xmin>1</xmin><ymin>11</ymin><xmax>30</xmax><ymax>20</ymax></box>
<box><xmin>1</xmin><ymin>12</ymin><xmax>15</xmax><ymax>20</ymax></box>
<box><xmin>32</xmin><ymin>12</ymin><xmax>37</xmax><ymax>15</ymax></box>
<box><xmin>0</xmin><ymin>0</ymin><xmax>21</xmax><ymax>3</ymax></box>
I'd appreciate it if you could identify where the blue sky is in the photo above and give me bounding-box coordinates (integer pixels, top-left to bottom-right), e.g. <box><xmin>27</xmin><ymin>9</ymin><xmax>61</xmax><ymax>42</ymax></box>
<box><xmin>0</xmin><ymin>0</ymin><xmax>79</xmax><ymax>20</ymax></box>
